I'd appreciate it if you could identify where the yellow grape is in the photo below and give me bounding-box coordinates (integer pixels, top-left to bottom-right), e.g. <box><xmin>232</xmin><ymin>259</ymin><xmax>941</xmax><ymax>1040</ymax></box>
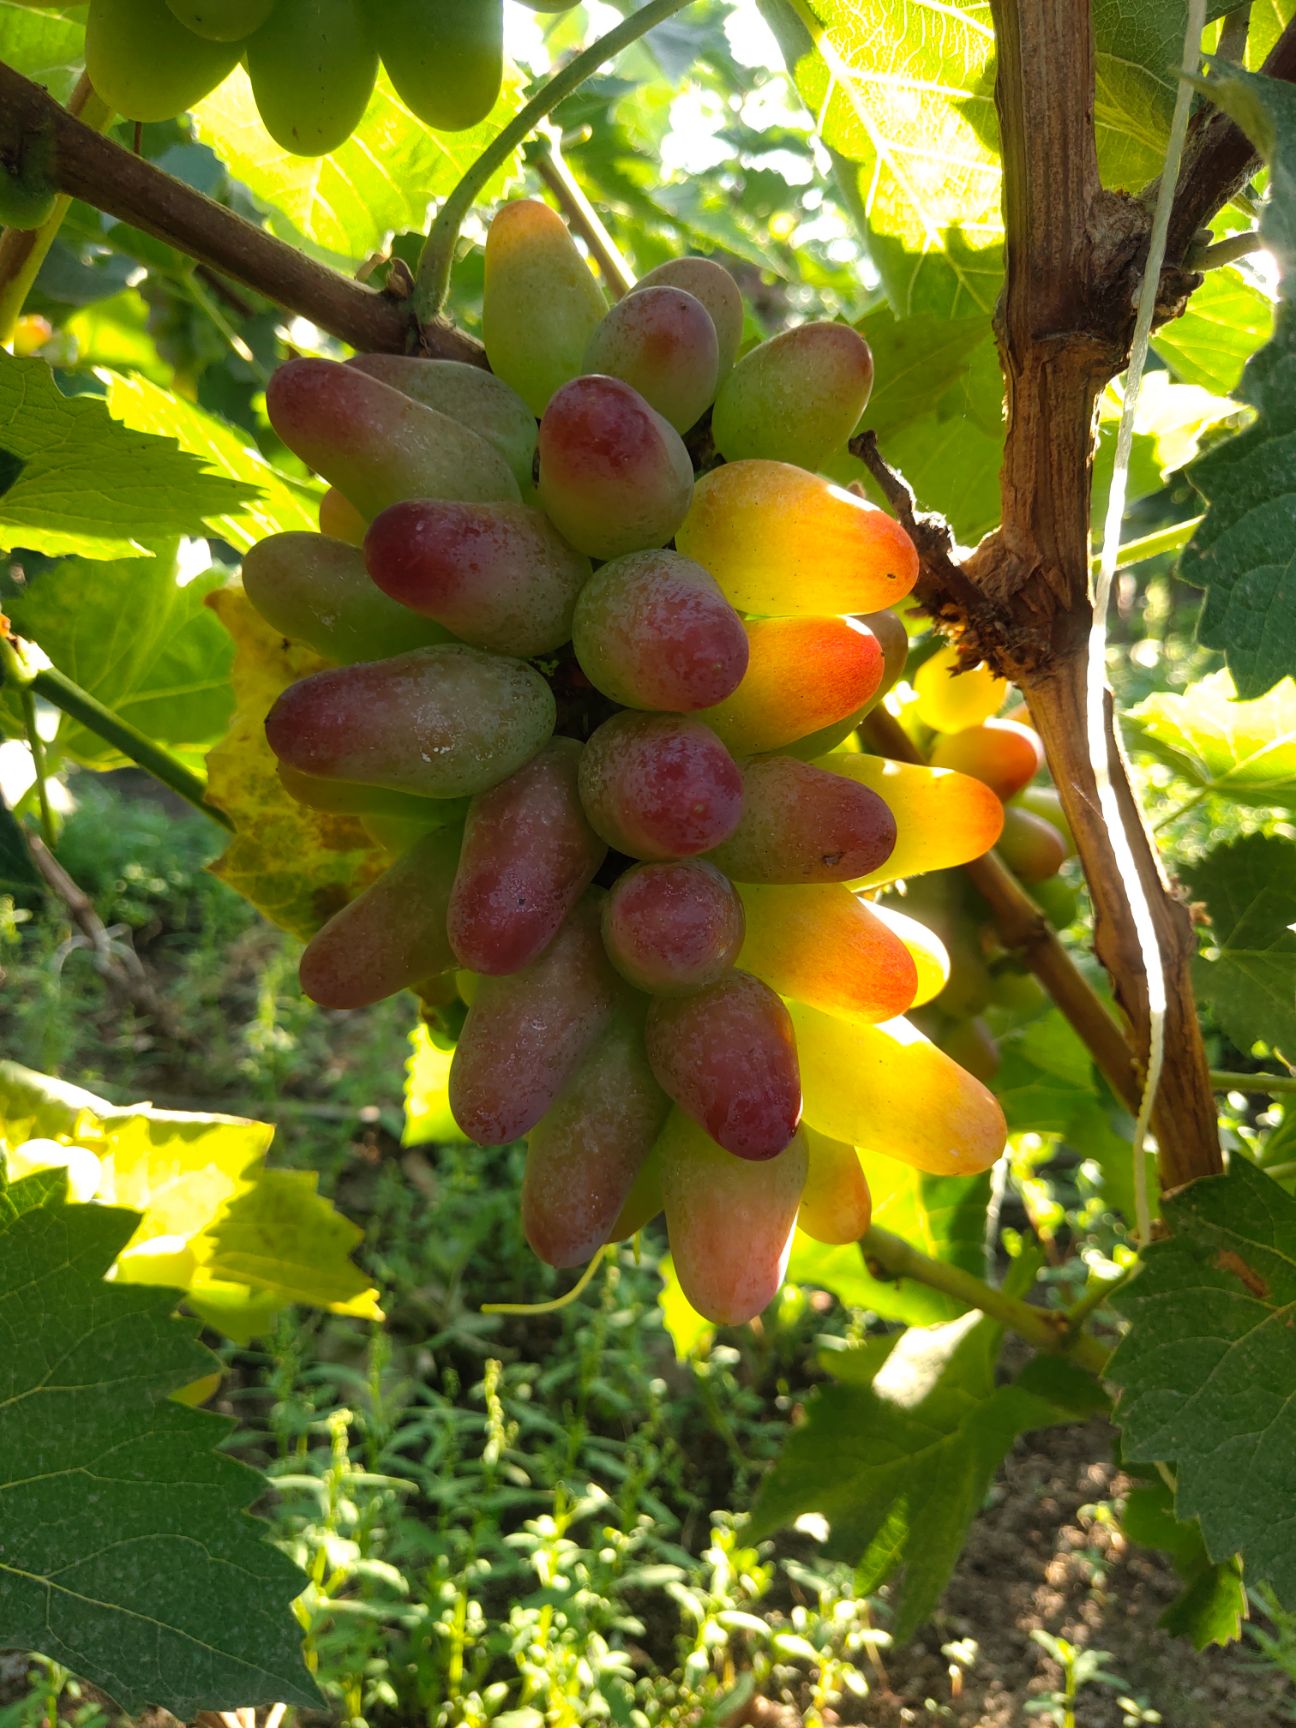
<box><xmin>868</xmin><ymin>902</ymin><xmax>951</xmax><ymax>1007</ymax></box>
<box><xmin>698</xmin><ymin>616</ymin><xmax>884</xmax><ymax>754</ymax></box>
<box><xmin>797</xmin><ymin>1127</ymin><xmax>872</xmax><ymax>1245</ymax></box>
<box><xmin>737</xmin><ymin>882</ymin><xmax>918</xmax><ymax>1023</ymax></box>
<box><xmin>791</xmin><ymin>1005</ymin><xmax>1007</xmax><ymax>1177</ymax></box>
<box><xmin>675</xmin><ymin>460</ymin><xmax>918</xmax><ymax>617</ymax></box>
<box><xmin>483</xmin><ymin>200</ymin><xmax>607</xmax><ymax>416</ymax></box>
<box><xmin>911</xmin><ymin>644</ymin><xmax>1006</xmax><ymax>733</ymax></box>
<box><xmin>810</xmin><ymin>753</ymin><xmax>1004</xmax><ymax>887</ymax></box>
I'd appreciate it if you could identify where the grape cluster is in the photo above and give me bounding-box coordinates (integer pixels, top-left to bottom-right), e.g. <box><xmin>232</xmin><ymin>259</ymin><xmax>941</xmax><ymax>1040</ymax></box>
<box><xmin>890</xmin><ymin>648</ymin><xmax>1078</xmax><ymax>1080</ymax></box>
<box><xmin>247</xmin><ymin>198</ymin><xmax>1010</xmax><ymax>1324</ymax></box>
<box><xmin>85</xmin><ymin>0</ymin><xmax>575</xmax><ymax>152</ymax></box>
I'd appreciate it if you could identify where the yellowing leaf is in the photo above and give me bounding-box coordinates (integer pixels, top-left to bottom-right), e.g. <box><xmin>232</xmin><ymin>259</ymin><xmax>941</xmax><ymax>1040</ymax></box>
<box><xmin>404</xmin><ymin>1024</ymin><xmax>472</xmax><ymax>1147</ymax></box>
<box><xmin>203</xmin><ymin>1169</ymin><xmax>381</xmax><ymax>1320</ymax></box>
<box><xmin>204</xmin><ymin>586</ymin><xmax>384</xmax><ymax>940</ymax></box>
<box><xmin>1126</xmin><ymin>670</ymin><xmax>1296</xmax><ymax>809</ymax></box>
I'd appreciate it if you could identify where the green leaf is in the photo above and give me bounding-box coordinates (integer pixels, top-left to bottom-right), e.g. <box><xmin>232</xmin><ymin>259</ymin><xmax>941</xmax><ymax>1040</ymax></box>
<box><xmin>204</xmin><ymin>586</ymin><xmax>384</xmax><ymax>940</ymax></box>
<box><xmin>0</xmin><ymin>0</ymin><xmax>86</xmax><ymax>103</ymax></box>
<box><xmin>1184</xmin><ymin>831</ymin><xmax>1296</xmax><ymax>1054</ymax></box>
<box><xmin>0</xmin><ymin>1200</ymin><xmax>318</xmax><ymax>1716</ymax></box>
<box><xmin>1108</xmin><ymin>1157</ymin><xmax>1296</xmax><ymax>1609</ymax></box>
<box><xmin>1180</xmin><ymin>66</ymin><xmax>1296</xmax><ymax>696</ymax></box>
<box><xmin>191</xmin><ymin>64</ymin><xmax>525</xmax><ymax>265</ymax></box>
<box><xmin>1125</xmin><ymin>669</ymin><xmax>1296</xmax><ymax>808</ymax></box>
<box><xmin>0</xmin><ymin>354</ymin><xmax>251</xmax><ymax>561</ymax></box>
<box><xmin>404</xmin><ymin>1023</ymin><xmax>472</xmax><ymax>1148</ymax></box>
<box><xmin>657</xmin><ymin>1252</ymin><xmax>716</xmax><ymax>1361</ymax></box>
<box><xmin>1152</xmin><ymin>266</ymin><xmax>1276</xmax><ymax>396</ymax></box>
<box><xmin>760</xmin><ymin>0</ymin><xmax>1001</xmax><ymax>317</ymax></box>
<box><xmin>103</xmin><ymin>372</ymin><xmax>320</xmax><ymax>551</ymax></box>
<box><xmin>3</xmin><ymin>551</ymin><xmax>235</xmax><ymax>767</ymax></box>
<box><xmin>750</xmin><ymin>1312</ymin><xmax>1102</xmax><ymax>1638</ymax></box>
<box><xmin>1121</xmin><ymin>1479</ymin><xmax>1246</xmax><ymax>1649</ymax></box>
<box><xmin>787</xmin><ymin>1165</ymin><xmax>990</xmax><ymax>1327</ymax></box>
<box><xmin>203</xmin><ymin>1169</ymin><xmax>382</xmax><ymax>1320</ymax></box>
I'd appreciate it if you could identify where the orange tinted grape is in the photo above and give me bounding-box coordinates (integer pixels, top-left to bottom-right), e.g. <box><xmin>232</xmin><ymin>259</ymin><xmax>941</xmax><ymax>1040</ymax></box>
<box><xmin>676</xmin><ymin>460</ymin><xmax>917</xmax><ymax>617</ymax></box>
<box><xmin>483</xmin><ymin>200</ymin><xmax>607</xmax><ymax>415</ymax></box>
<box><xmin>869</xmin><ymin>902</ymin><xmax>951</xmax><ymax>1007</ymax></box>
<box><xmin>660</xmin><ymin>1111</ymin><xmax>807</xmax><ymax>1324</ymax></box>
<box><xmin>930</xmin><ymin>718</ymin><xmax>1044</xmax><ymax>799</ymax></box>
<box><xmin>737</xmin><ymin>882</ymin><xmax>917</xmax><ymax>1022</ymax></box>
<box><xmin>645</xmin><ymin>970</ymin><xmax>801</xmax><ymax>1161</ymax></box>
<box><xmin>698</xmin><ymin>617</ymin><xmax>884</xmax><ymax>754</ymax></box>
<box><xmin>792</xmin><ymin>1004</ymin><xmax>1006</xmax><ymax>1176</ymax></box>
<box><xmin>911</xmin><ymin>644</ymin><xmax>1006</xmax><ymax>733</ymax></box>
<box><xmin>797</xmin><ymin>1127</ymin><xmax>872</xmax><ymax>1245</ymax></box>
<box><xmin>707</xmin><ymin>756</ymin><xmax>895</xmax><ymax>884</ymax></box>
<box><xmin>811</xmin><ymin>754</ymin><xmax>1004</xmax><ymax>887</ymax></box>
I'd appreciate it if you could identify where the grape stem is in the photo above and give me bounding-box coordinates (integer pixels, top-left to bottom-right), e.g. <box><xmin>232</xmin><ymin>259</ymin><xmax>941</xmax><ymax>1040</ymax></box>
<box><xmin>860</xmin><ymin>1225</ymin><xmax>1110</xmax><ymax>1378</ymax></box>
<box><xmin>529</xmin><ymin>128</ymin><xmax>635</xmax><ymax>300</ymax></box>
<box><xmin>1</xmin><ymin>635</ymin><xmax>232</xmax><ymax>830</ymax></box>
<box><xmin>412</xmin><ymin>0</ymin><xmax>699</xmax><ymax>324</ymax></box>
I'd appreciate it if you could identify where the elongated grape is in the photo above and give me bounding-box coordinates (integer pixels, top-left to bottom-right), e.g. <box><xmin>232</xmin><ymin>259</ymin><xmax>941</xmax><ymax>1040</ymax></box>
<box><xmin>660</xmin><ymin>1112</ymin><xmax>807</xmax><ymax>1324</ymax></box>
<box><xmin>698</xmin><ymin>617</ymin><xmax>883</xmax><ymax>754</ymax></box>
<box><xmin>930</xmin><ymin>717</ymin><xmax>1043</xmax><ymax>798</ymax></box>
<box><xmin>707</xmin><ymin>757</ymin><xmax>895</xmax><ymax>884</ymax></box>
<box><xmin>911</xmin><ymin>645</ymin><xmax>1005</xmax><ymax>733</ymax></box>
<box><xmin>712</xmin><ymin>322</ymin><xmax>873</xmax><ymax>470</ymax></box>
<box><xmin>797</xmin><ymin>1127</ymin><xmax>871</xmax><ymax>1245</ymax></box>
<box><xmin>165</xmin><ymin>0</ymin><xmax>275</xmax><ymax>38</ymax></box>
<box><xmin>449</xmin><ymin>895</ymin><xmax>616</xmax><ymax>1144</ymax></box>
<box><xmin>584</xmin><ymin>286</ymin><xmax>719</xmax><ymax>432</ymax></box>
<box><xmin>349</xmin><ymin>355</ymin><xmax>537</xmax><ymax>495</ymax></box>
<box><xmin>602</xmin><ymin>860</ymin><xmax>744</xmax><ymax>995</ymax></box>
<box><xmin>265</xmin><ymin>644</ymin><xmax>555</xmax><ymax>797</ymax></box>
<box><xmin>633</xmin><ymin>258</ymin><xmax>744</xmax><ymax>377</ymax></box>
<box><xmin>869</xmin><ymin>902</ymin><xmax>950</xmax><ymax>1007</ymax></box>
<box><xmin>299</xmin><ymin>826</ymin><xmax>460</xmax><ymax>1009</ymax></box>
<box><xmin>677</xmin><ymin>461</ymin><xmax>917</xmax><ymax>617</ymax></box>
<box><xmin>571</xmin><ymin>550</ymin><xmax>748</xmax><ymax>712</ymax></box>
<box><xmin>318</xmin><ymin>488</ymin><xmax>365</xmax><ymax>546</ymax></box>
<box><xmin>376</xmin><ymin>0</ymin><xmax>502</xmax><ymax>131</ymax></box>
<box><xmin>266</xmin><ymin>359</ymin><xmax>519</xmax><ymax>519</ymax></box>
<box><xmin>522</xmin><ymin>1006</ymin><xmax>670</xmax><ymax>1267</ymax></box>
<box><xmin>792</xmin><ymin>1004</ymin><xmax>1006</xmax><ymax>1176</ymax></box>
<box><xmin>448</xmin><ymin>740</ymin><xmax>606</xmax><ymax>975</ymax></box>
<box><xmin>737</xmin><ymin>882</ymin><xmax>917</xmax><ymax>1022</ymax></box>
<box><xmin>608</xmin><ymin>1143</ymin><xmax>664</xmax><ymax>1239</ymax></box>
<box><xmin>997</xmin><ymin>804</ymin><xmax>1069</xmax><ymax>881</ymax></box>
<box><xmin>364</xmin><ymin>501</ymin><xmax>589</xmax><ymax>656</ymax></box>
<box><xmin>87</xmin><ymin>0</ymin><xmax>242</xmax><ymax>120</ymax></box>
<box><xmin>811</xmin><ymin>754</ymin><xmax>1004</xmax><ymax>887</ymax></box>
<box><xmin>1015</xmin><ymin>784</ymin><xmax>1075</xmax><ymax>854</ymax></box>
<box><xmin>242</xmin><ymin>532</ymin><xmax>450</xmax><ymax>662</ymax></box>
<box><xmin>941</xmin><ymin>1017</ymin><xmax>1001</xmax><ymax>1084</ymax></box>
<box><xmin>645</xmin><ymin>970</ymin><xmax>800</xmax><ymax>1160</ymax></box>
<box><xmin>538</xmin><ymin>376</ymin><xmax>694</xmax><ymax>559</ymax></box>
<box><xmin>279</xmin><ymin>764</ymin><xmax>466</xmax><ymax>825</ymax></box>
<box><xmin>578</xmin><ymin>713</ymin><xmax>742</xmax><ymax>860</ymax></box>
<box><xmin>246</xmin><ymin>0</ymin><xmax>377</xmax><ymax>155</ymax></box>
<box><xmin>786</xmin><ymin>607</ymin><xmax>912</xmax><ymax>760</ymax></box>
<box><xmin>483</xmin><ymin>200</ymin><xmax>607</xmax><ymax>415</ymax></box>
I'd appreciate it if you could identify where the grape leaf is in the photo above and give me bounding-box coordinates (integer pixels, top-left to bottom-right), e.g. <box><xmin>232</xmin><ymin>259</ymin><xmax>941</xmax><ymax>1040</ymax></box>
<box><xmin>3</xmin><ymin>552</ymin><xmax>235</xmax><ymax>768</ymax></box>
<box><xmin>1151</xmin><ymin>265</ymin><xmax>1276</xmax><ymax>396</ymax></box>
<box><xmin>1121</xmin><ymin>1479</ymin><xmax>1246</xmax><ymax>1649</ymax></box>
<box><xmin>204</xmin><ymin>586</ymin><xmax>384</xmax><ymax>940</ymax></box>
<box><xmin>1180</xmin><ymin>66</ymin><xmax>1296</xmax><ymax>696</ymax></box>
<box><xmin>0</xmin><ymin>354</ymin><xmax>250</xmax><ymax>560</ymax></box>
<box><xmin>103</xmin><ymin>372</ymin><xmax>320</xmax><ymax>551</ymax></box>
<box><xmin>1125</xmin><ymin>670</ymin><xmax>1296</xmax><ymax>809</ymax></box>
<box><xmin>657</xmin><ymin>1253</ymin><xmax>716</xmax><ymax>1361</ymax></box>
<box><xmin>0</xmin><ymin>0</ymin><xmax>86</xmax><ymax>102</ymax></box>
<box><xmin>404</xmin><ymin>1024</ymin><xmax>472</xmax><ymax>1148</ymax></box>
<box><xmin>192</xmin><ymin>64</ymin><xmax>525</xmax><ymax>266</ymax></box>
<box><xmin>750</xmin><ymin>1312</ymin><xmax>1105</xmax><ymax>1638</ymax></box>
<box><xmin>204</xmin><ymin>1169</ymin><xmax>382</xmax><ymax>1319</ymax></box>
<box><xmin>1184</xmin><ymin>832</ymin><xmax>1296</xmax><ymax>1055</ymax></box>
<box><xmin>0</xmin><ymin>1199</ymin><xmax>318</xmax><ymax>1716</ymax></box>
<box><xmin>1109</xmin><ymin>1157</ymin><xmax>1296</xmax><ymax>1609</ymax></box>
<box><xmin>787</xmin><ymin>1165</ymin><xmax>991</xmax><ymax>1327</ymax></box>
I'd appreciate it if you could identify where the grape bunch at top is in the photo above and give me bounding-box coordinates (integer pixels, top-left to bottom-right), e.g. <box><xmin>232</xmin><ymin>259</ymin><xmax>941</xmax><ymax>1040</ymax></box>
<box><xmin>246</xmin><ymin>198</ymin><xmax>1011</xmax><ymax>1324</ymax></box>
<box><xmin>85</xmin><ymin>0</ymin><xmax>578</xmax><ymax>154</ymax></box>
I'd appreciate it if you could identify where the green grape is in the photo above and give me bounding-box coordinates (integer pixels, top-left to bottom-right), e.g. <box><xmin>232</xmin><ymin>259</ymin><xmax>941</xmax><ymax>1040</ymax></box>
<box><xmin>246</xmin><ymin>0</ymin><xmax>377</xmax><ymax>156</ymax></box>
<box><xmin>376</xmin><ymin>0</ymin><xmax>503</xmax><ymax>132</ymax></box>
<box><xmin>87</xmin><ymin>0</ymin><xmax>243</xmax><ymax>120</ymax></box>
<box><xmin>0</xmin><ymin>128</ymin><xmax>57</xmax><ymax>232</ymax></box>
<box><xmin>711</xmin><ymin>322</ymin><xmax>874</xmax><ymax>470</ymax></box>
<box><xmin>483</xmin><ymin>200</ymin><xmax>607</xmax><ymax>415</ymax></box>
<box><xmin>348</xmin><ymin>355</ymin><xmax>538</xmax><ymax>496</ymax></box>
<box><xmin>165</xmin><ymin>0</ymin><xmax>276</xmax><ymax>39</ymax></box>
